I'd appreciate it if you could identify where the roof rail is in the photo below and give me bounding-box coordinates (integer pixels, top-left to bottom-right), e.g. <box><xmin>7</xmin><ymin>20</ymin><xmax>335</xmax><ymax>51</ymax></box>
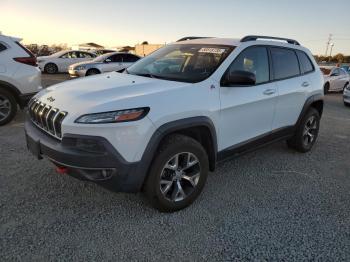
<box><xmin>240</xmin><ymin>35</ymin><xmax>300</xmax><ymax>45</ymax></box>
<box><xmin>176</xmin><ymin>36</ymin><xmax>212</xmax><ymax>42</ymax></box>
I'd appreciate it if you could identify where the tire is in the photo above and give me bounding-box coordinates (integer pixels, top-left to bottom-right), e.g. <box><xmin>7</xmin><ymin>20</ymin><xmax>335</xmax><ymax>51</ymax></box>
<box><xmin>44</xmin><ymin>63</ymin><xmax>58</xmax><ymax>74</ymax></box>
<box><xmin>324</xmin><ymin>82</ymin><xmax>330</xmax><ymax>94</ymax></box>
<box><xmin>86</xmin><ymin>69</ymin><xmax>100</xmax><ymax>76</ymax></box>
<box><xmin>343</xmin><ymin>82</ymin><xmax>349</xmax><ymax>92</ymax></box>
<box><xmin>0</xmin><ymin>89</ymin><xmax>17</xmax><ymax>126</ymax></box>
<box><xmin>144</xmin><ymin>134</ymin><xmax>209</xmax><ymax>212</ymax></box>
<box><xmin>344</xmin><ymin>101</ymin><xmax>350</xmax><ymax>107</ymax></box>
<box><xmin>287</xmin><ymin>108</ymin><xmax>320</xmax><ymax>153</ymax></box>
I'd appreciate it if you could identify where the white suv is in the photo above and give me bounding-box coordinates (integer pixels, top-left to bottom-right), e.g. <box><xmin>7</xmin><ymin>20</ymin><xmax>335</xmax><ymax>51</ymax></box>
<box><xmin>0</xmin><ymin>34</ymin><xmax>42</xmax><ymax>125</ymax></box>
<box><xmin>25</xmin><ymin>36</ymin><xmax>324</xmax><ymax>212</ymax></box>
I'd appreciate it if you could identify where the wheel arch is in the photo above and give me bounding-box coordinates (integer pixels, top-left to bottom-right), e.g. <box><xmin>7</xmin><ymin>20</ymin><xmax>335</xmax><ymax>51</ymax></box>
<box><xmin>296</xmin><ymin>94</ymin><xmax>324</xmax><ymax>127</ymax></box>
<box><xmin>0</xmin><ymin>80</ymin><xmax>21</xmax><ymax>106</ymax></box>
<box><xmin>135</xmin><ymin>117</ymin><xmax>218</xmax><ymax>191</ymax></box>
<box><xmin>86</xmin><ymin>68</ymin><xmax>101</xmax><ymax>76</ymax></box>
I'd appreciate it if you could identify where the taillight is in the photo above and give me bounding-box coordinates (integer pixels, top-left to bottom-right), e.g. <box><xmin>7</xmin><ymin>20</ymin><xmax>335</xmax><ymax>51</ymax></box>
<box><xmin>13</xmin><ymin>57</ymin><xmax>37</xmax><ymax>66</ymax></box>
<box><xmin>13</xmin><ymin>41</ymin><xmax>37</xmax><ymax>66</ymax></box>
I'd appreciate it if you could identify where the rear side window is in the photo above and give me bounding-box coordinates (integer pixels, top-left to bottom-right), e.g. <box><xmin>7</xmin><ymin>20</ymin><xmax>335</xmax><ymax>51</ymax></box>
<box><xmin>225</xmin><ymin>46</ymin><xmax>270</xmax><ymax>84</ymax></box>
<box><xmin>296</xmin><ymin>51</ymin><xmax>314</xmax><ymax>74</ymax></box>
<box><xmin>123</xmin><ymin>54</ymin><xmax>140</xmax><ymax>63</ymax></box>
<box><xmin>271</xmin><ymin>47</ymin><xmax>300</xmax><ymax>80</ymax></box>
<box><xmin>0</xmin><ymin>43</ymin><xmax>7</xmax><ymax>52</ymax></box>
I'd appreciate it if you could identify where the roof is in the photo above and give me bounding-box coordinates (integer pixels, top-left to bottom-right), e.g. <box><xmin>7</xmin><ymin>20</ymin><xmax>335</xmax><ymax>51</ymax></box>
<box><xmin>79</xmin><ymin>42</ymin><xmax>104</xmax><ymax>48</ymax></box>
<box><xmin>175</xmin><ymin>37</ymin><xmax>241</xmax><ymax>46</ymax></box>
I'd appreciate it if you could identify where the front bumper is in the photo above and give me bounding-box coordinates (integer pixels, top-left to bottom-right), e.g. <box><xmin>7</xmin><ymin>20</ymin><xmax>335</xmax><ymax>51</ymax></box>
<box><xmin>68</xmin><ymin>69</ymin><xmax>86</xmax><ymax>77</ymax></box>
<box><xmin>24</xmin><ymin>119</ymin><xmax>147</xmax><ymax>192</ymax></box>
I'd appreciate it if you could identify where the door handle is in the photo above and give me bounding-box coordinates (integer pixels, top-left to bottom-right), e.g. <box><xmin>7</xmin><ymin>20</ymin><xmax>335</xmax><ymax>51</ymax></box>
<box><xmin>302</xmin><ymin>82</ymin><xmax>309</xmax><ymax>87</ymax></box>
<box><xmin>263</xmin><ymin>89</ymin><xmax>276</xmax><ymax>95</ymax></box>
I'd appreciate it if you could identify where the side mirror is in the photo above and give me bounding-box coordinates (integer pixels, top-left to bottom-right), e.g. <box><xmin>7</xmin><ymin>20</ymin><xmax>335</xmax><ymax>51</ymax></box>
<box><xmin>222</xmin><ymin>70</ymin><xmax>256</xmax><ymax>86</ymax></box>
<box><xmin>105</xmin><ymin>58</ymin><xmax>112</xmax><ymax>63</ymax></box>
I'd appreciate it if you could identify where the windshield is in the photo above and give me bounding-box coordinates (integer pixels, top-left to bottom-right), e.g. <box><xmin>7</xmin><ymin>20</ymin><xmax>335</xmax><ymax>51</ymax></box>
<box><xmin>127</xmin><ymin>44</ymin><xmax>234</xmax><ymax>83</ymax></box>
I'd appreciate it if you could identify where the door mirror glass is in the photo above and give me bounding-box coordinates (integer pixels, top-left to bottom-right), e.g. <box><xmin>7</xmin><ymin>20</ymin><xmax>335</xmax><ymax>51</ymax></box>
<box><xmin>105</xmin><ymin>58</ymin><xmax>112</xmax><ymax>63</ymax></box>
<box><xmin>223</xmin><ymin>70</ymin><xmax>256</xmax><ymax>86</ymax></box>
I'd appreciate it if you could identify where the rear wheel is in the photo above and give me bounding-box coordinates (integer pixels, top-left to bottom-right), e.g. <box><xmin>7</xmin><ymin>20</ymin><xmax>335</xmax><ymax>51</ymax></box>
<box><xmin>144</xmin><ymin>134</ymin><xmax>209</xmax><ymax>212</ymax></box>
<box><xmin>44</xmin><ymin>63</ymin><xmax>58</xmax><ymax>74</ymax></box>
<box><xmin>324</xmin><ymin>82</ymin><xmax>330</xmax><ymax>94</ymax></box>
<box><xmin>86</xmin><ymin>69</ymin><xmax>100</xmax><ymax>76</ymax></box>
<box><xmin>0</xmin><ymin>89</ymin><xmax>17</xmax><ymax>126</ymax></box>
<box><xmin>344</xmin><ymin>101</ymin><xmax>350</xmax><ymax>107</ymax></box>
<box><xmin>287</xmin><ymin>108</ymin><xmax>320</xmax><ymax>153</ymax></box>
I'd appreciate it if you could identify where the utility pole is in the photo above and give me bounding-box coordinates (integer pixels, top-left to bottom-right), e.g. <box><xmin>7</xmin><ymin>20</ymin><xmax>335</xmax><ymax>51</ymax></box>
<box><xmin>329</xmin><ymin>43</ymin><xmax>335</xmax><ymax>57</ymax></box>
<box><xmin>325</xmin><ymin>34</ymin><xmax>332</xmax><ymax>56</ymax></box>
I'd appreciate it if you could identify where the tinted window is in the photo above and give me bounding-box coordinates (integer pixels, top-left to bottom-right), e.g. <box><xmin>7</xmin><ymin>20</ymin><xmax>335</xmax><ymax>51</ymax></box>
<box><xmin>123</xmin><ymin>54</ymin><xmax>140</xmax><ymax>63</ymax></box>
<box><xmin>225</xmin><ymin>46</ymin><xmax>269</xmax><ymax>84</ymax></box>
<box><xmin>296</xmin><ymin>51</ymin><xmax>314</xmax><ymax>74</ymax></box>
<box><xmin>271</xmin><ymin>47</ymin><xmax>300</xmax><ymax>80</ymax></box>
<box><xmin>108</xmin><ymin>54</ymin><xmax>122</xmax><ymax>62</ymax></box>
<box><xmin>0</xmin><ymin>43</ymin><xmax>7</xmax><ymax>52</ymax></box>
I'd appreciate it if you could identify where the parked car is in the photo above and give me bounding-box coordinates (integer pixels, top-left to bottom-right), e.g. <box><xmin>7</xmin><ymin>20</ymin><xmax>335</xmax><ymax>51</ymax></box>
<box><xmin>37</xmin><ymin>50</ymin><xmax>96</xmax><ymax>74</ymax></box>
<box><xmin>91</xmin><ymin>49</ymin><xmax>116</xmax><ymax>56</ymax></box>
<box><xmin>25</xmin><ymin>35</ymin><xmax>324</xmax><ymax>212</ymax></box>
<box><xmin>320</xmin><ymin>66</ymin><xmax>349</xmax><ymax>93</ymax></box>
<box><xmin>341</xmin><ymin>65</ymin><xmax>350</xmax><ymax>75</ymax></box>
<box><xmin>344</xmin><ymin>83</ymin><xmax>350</xmax><ymax>107</ymax></box>
<box><xmin>68</xmin><ymin>52</ymin><xmax>141</xmax><ymax>77</ymax></box>
<box><xmin>0</xmin><ymin>34</ymin><xmax>42</xmax><ymax>125</ymax></box>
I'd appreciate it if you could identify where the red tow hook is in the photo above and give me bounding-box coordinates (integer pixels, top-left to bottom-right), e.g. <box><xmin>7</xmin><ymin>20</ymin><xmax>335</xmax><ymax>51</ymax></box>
<box><xmin>56</xmin><ymin>167</ymin><xmax>68</xmax><ymax>175</ymax></box>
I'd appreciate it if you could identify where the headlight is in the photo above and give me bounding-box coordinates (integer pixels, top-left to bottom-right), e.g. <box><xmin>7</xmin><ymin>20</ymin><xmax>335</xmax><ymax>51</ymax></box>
<box><xmin>75</xmin><ymin>107</ymin><xmax>150</xmax><ymax>124</ymax></box>
<box><xmin>75</xmin><ymin>65</ymin><xmax>86</xmax><ymax>70</ymax></box>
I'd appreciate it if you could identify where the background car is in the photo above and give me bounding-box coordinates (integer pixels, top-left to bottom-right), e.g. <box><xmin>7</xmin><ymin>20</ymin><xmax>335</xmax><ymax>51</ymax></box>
<box><xmin>344</xmin><ymin>84</ymin><xmax>350</xmax><ymax>107</ymax></box>
<box><xmin>68</xmin><ymin>52</ymin><xmax>141</xmax><ymax>77</ymax></box>
<box><xmin>91</xmin><ymin>49</ymin><xmax>116</xmax><ymax>56</ymax></box>
<box><xmin>37</xmin><ymin>50</ymin><xmax>96</xmax><ymax>74</ymax></box>
<box><xmin>341</xmin><ymin>65</ymin><xmax>350</xmax><ymax>75</ymax></box>
<box><xmin>320</xmin><ymin>66</ymin><xmax>349</xmax><ymax>93</ymax></box>
<box><xmin>0</xmin><ymin>34</ymin><xmax>42</xmax><ymax>125</ymax></box>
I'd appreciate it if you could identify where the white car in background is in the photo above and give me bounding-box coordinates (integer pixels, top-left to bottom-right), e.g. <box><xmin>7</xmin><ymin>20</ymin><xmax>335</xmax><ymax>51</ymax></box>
<box><xmin>0</xmin><ymin>34</ymin><xmax>42</xmax><ymax>125</ymax></box>
<box><xmin>68</xmin><ymin>52</ymin><xmax>141</xmax><ymax>77</ymax></box>
<box><xmin>320</xmin><ymin>66</ymin><xmax>349</xmax><ymax>94</ymax></box>
<box><xmin>37</xmin><ymin>50</ymin><xmax>96</xmax><ymax>74</ymax></box>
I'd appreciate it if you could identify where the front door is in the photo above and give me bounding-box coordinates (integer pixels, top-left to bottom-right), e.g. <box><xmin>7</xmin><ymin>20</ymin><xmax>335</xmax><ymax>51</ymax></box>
<box><xmin>219</xmin><ymin>46</ymin><xmax>277</xmax><ymax>151</ymax></box>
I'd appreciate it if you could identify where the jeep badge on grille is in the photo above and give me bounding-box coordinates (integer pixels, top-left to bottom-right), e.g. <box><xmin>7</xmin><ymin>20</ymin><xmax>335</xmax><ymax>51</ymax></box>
<box><xmin>47</xmin><ymin>96</ymin><xmax>55</xmax><ymax>102</ymax></box>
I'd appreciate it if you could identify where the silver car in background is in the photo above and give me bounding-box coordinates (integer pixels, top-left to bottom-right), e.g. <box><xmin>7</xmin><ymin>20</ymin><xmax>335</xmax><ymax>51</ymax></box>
<box><xmin>68</xmin><ymin>52</ymin><xmax>140</xmax><ymax>77</ymax></box>
<box><xmin>320</xmin><ymin>66</ymin><xmax>350</xmax><ymax>94</ymax></box>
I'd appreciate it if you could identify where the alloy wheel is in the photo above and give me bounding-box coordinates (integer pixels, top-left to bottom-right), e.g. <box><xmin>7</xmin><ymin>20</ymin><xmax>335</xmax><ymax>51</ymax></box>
<box><xmin>0</xmin><ymin>95</ymin><xmax>11</xmax><ymax>121</ymax></box>
<box><xmin>160</xmin><ymin>152</ymin><xmax>201</xmax><ymax>202</ymax></box>
<box><xmin>303</xmin><ymin>116</ymin><xmax>318</xmax><ymax>146</ymax></box>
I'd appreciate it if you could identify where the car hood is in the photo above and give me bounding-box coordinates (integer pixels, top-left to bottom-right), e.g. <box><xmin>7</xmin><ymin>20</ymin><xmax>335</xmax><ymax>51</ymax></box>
<box><xmin>35</xmin><ymin>72</ymin><xmax>191</xmax><ymax>116</ymax></box>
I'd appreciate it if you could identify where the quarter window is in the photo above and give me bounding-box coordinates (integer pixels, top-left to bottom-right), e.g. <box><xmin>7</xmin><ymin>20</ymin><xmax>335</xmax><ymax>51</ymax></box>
<box><xmin>296</xmin><ymin>51</ymin><xmax>314</xmax><ymax>74</ymax></box>
<box><xmin>0</xmin><ymin>43</ymin><xmax>7</xmax><ymax>52</ymax></box>
<box><xmin>225</xmin><ymin>46</ymin><xmax>269</xmax><ymax>84</ymax></box>
<box><xmin>271</xmin><ymin>47</ymin><xmax>300</xmax><ymax>80</ymax></box>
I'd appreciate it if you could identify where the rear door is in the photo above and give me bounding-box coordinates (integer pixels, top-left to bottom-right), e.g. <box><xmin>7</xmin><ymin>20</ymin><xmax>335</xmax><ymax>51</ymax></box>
<box><xmin>270</xmin><ymin>47</ymin><xmax>307</xmax><ymax>129</ymax></box>
<box><xmin>219</xmin><ymin>46</ymin><xmax>277</xmax><ymax>149</ymax></box>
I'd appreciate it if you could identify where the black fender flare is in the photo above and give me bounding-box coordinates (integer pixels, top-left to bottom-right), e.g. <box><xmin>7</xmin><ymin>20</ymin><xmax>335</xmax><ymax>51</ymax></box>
<box><xmin>295</xmin><ymin>93</ymin><xmax>324</xmax><ymax>128</ymax></box>
<box><xmin>132</xmin><ymin>116</ymin><xmax>218</xmax><ymax>191</ymax></box>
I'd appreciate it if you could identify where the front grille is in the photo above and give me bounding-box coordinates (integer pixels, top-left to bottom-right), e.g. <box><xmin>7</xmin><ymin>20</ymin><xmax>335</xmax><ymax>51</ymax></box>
<box><xmin>28</xmin><ymin>98</ymin><xmax>67</xmax><ymax>139</ymax></box>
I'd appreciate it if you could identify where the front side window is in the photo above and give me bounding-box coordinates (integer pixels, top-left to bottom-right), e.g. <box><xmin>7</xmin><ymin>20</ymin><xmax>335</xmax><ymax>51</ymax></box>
<box><xmin>296</xmin><ymin>51</ymin><xmax>314</xmax><ymax>74</ymax></box>
<box><xmin>271</xmin><ymin>47</ymin><xmax>300</xmax><ymax>80</ymax></box>
<box><xmin>108</xmin><ymin>54</ymin><xmax>122</xmax><ymax>62</ymax></box>
<box><xmin>127</xmin><ymin>44</ymin><xmax>233</xmax><ymax>83</ymax></box>
<box><xmin>123</xmin><ymin>54</ymin><xmax>140</xmax><ymax>63</ymax></box>
<box><xmin>224</xmin><ymin>46</ymin><xmax>269</xmax><ymax>84</ymax></box>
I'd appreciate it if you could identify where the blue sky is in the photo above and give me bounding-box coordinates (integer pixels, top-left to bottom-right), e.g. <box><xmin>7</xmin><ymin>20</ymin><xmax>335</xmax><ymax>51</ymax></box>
<box><xmin>1</xmin><ymin>0</ymin><xmax>350</xmax><ymax>54</ymax></box>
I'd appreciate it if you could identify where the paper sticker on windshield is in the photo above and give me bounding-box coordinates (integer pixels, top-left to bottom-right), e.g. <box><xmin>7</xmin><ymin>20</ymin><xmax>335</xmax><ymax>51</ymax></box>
<box><xmin>198</xmin><ymin>48</ymin><xmax>225</xmax><ymax>54</ymax></box>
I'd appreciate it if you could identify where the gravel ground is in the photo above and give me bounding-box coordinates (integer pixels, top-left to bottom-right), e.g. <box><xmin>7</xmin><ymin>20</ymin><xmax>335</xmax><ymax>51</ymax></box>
<box><xmin>1</xmin><ymin>75</ymin><xmax>350</xmax><ymax>261</ymax></box>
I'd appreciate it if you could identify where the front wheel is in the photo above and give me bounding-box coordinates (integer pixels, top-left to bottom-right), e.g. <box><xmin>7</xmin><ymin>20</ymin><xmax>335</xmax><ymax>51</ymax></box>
<box><xmin>44</xmin><ymin>63</ymin><xmax>58</xmax><ymax>74</ymax></box>
<box><xmin>144</xmin><ymin>134</ymin><xmax>209</xmax><ymax>212</ymax></box>
<box><xmin>86</xmin><ymin>69</ymin><xmax>100</xmax><ymax>76</ymax></box>
<box><xmin>287</xmin><ymin>108</ymin><xmax>320</xmax><ymax>153</ymax></box>
<box><xmin>324</xmin><ymin>83</ymin><xmax>330</xmax><ymax>94</ymax></box>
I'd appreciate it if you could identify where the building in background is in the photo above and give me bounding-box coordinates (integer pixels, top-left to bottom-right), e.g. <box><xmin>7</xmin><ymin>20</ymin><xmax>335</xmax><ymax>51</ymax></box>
<box><xmin>135</xmin><ymin>43</ymin><xmax>164</xmax><ymax>57</ymax></box>
<box><xmin>72</xmin><ymin>42</ymin><xmax>104</xmax><ymax>51</ymax></box>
